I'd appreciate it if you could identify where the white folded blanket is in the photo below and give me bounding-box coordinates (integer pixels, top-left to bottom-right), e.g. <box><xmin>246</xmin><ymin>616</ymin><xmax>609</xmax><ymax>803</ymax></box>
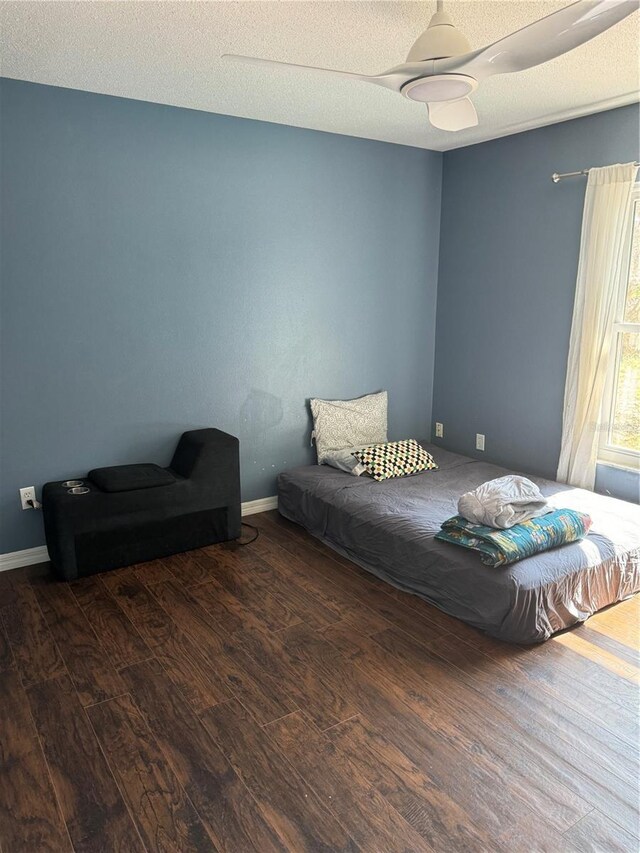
<box><xmin>458</xmin><ymin>475</ymin><xmax>550</xmax><ymax>529</ymax></box>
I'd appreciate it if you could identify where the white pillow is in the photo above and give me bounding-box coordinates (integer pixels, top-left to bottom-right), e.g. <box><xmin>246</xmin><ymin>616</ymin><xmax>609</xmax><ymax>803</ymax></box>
<box><xmin>310</xmin><ymin>391</ymin><xmax>388</xmax><ymax>465</ymax></box>
<box><xmin>323</xmin><ymin>447</ymin><xmax>368</xmax><ymax>476</ymax></box>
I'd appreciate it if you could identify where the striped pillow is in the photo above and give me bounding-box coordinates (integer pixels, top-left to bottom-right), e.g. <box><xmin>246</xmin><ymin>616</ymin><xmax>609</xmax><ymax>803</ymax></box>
<box><xmin>353</xmin><ymin>439</ymin><xmax>438</xmax><ymax>482</ymax></box>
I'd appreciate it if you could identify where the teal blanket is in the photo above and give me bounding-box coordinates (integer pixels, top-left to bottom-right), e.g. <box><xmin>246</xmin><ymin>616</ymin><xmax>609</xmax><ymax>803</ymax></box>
<box><xmin>435</xmin><ymin>509</ymin><xmax>592</xmax><ymax>568</ymax></box>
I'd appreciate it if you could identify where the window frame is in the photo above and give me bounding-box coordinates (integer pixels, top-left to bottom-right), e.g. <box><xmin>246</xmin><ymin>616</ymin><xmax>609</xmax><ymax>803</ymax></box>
<box><xmin>598</xmin><ymin>184</ymin><xmax>640</xmax><ymax>471</ymax></box>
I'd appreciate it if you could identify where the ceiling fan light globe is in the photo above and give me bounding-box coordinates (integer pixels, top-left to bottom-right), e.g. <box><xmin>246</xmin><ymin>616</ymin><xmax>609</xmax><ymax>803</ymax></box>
<box><xmin>402</xmin><ymin>74</ymin><xmax>477</xmax><ymax>103</ymax></box>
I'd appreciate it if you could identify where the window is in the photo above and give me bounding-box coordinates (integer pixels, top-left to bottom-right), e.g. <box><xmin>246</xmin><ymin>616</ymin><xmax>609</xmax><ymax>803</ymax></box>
<box><xmin>599</xmin><ymin>184</ymin><xmax>640</xmax><ymax>470</ymax></box>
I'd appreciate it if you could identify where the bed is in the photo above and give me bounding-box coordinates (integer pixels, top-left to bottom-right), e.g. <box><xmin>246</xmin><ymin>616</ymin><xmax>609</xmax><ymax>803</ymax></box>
<box><xmin>277</xmin><ymin>444</ymin><xmax>640</xmax><ymax>644</ymax></box>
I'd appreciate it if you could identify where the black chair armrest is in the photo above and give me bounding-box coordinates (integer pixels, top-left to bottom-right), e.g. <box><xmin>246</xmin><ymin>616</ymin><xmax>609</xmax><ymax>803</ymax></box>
<box><xmin>169</xmin><ymin>428</ymin><xmax>239</xmax><ymax>481</ymax></box>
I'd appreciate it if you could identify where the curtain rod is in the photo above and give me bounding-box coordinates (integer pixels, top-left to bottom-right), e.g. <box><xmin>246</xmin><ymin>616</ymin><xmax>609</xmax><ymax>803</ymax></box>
<box><xmin>551</xmin><ymin>162</ymin><xmax>639</xmax><ymax>183</ymax></box>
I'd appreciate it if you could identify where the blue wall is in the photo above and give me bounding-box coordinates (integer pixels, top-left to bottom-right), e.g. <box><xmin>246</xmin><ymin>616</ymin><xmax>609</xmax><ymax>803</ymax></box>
<box><xmin>432</xmin><ymin>104</ymin><xmax>640</xmax><ymax>502</ymax></box>
<box><xmin>0</xmin><ymin>79</ymin><xmax>442</xmax><ymax>552</ymax></box>
<box><xmin>2</xmin><ymin>80</ymin><xmax>637</xmax><ymax>555</ymax></box>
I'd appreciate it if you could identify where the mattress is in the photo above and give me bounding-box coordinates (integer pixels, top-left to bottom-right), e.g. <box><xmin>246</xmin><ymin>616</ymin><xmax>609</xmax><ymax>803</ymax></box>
<box><xmin>277</xmin><ymin>445</ymin><xmax>640</xmax><ymax>643</ymax></box>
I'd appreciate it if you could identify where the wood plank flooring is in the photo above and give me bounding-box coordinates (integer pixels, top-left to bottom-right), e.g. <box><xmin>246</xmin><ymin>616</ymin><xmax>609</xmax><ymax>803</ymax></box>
<box><xmin>0</xmin><ymin>509</ymin><xmax>638</xmax><ymax>852</ymax></box>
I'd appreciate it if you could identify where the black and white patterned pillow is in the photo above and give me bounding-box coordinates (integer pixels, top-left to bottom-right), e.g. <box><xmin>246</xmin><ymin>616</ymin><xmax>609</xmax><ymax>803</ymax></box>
<box><xmin>353</xmin><ymin>439</ymin><xmax>438</xmax><ymax>482</ymax></box>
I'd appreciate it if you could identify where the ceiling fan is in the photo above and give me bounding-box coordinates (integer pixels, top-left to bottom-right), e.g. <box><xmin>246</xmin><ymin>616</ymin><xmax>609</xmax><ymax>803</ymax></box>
<box><xmin>223</xmin><ymin>0</ymin><xmax>638</xmax><ymax>132</ymax></box>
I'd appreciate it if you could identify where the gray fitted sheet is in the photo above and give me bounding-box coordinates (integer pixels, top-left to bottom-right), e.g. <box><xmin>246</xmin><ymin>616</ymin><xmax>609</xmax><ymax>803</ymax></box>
<box><xmin>277</xmin><ymin>445</ymin><xmax>640</xmax><ymax>643</ymax></box>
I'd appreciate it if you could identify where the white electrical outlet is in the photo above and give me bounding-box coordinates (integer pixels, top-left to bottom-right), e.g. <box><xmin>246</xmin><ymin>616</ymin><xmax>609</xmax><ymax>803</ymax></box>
<box><xmin>19</xmin><ymin>486</ymin><xmax>36</xmax><ymax>510</ymax></box>
<box><xmin>476</xmin><ymin>434</ymin><xmax>485</xmax><ymax>451</ymax></box>
<box><xmin>435</xmin><ymin>422</ymin><xmax>444</xmax><ymax>438</ymax></box>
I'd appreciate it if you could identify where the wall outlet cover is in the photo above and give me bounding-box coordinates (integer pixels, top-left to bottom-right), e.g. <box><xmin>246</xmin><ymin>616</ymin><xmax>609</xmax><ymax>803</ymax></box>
<box><xmin>435</xmin><ymin>422</ymin><xmax>443</xmax><ymax>438</ymax></box>
<box><xmin>475</xmin><ymin>434</ymin><xmax>485</xmax><ymax>451</ymax></box>
<box><xmin>19</xmin><ymin>486</ymin><xmax>36</xmax><ymax>510</ymax></box>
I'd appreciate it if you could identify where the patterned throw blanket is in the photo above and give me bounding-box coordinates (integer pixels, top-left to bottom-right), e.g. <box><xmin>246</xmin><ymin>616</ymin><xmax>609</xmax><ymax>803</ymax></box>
<box><xmin>435</xmin><ymin>509</ymin><xmax>592</xmax><ymax>568</ymax></box>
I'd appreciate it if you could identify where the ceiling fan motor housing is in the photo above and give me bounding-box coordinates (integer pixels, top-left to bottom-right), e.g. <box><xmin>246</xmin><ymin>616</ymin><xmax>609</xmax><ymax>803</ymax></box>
<box><xmin>406</xmin><ymin>9</ymin><xmax>472</xmax><ymax>62</ymax></box>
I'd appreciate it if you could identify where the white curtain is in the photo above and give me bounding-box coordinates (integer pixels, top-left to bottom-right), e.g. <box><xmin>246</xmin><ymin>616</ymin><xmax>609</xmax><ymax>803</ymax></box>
<box><xmin>557</xmin><ymin>162</ymin><xmax>639</xmax><ymax>490</ymax></box>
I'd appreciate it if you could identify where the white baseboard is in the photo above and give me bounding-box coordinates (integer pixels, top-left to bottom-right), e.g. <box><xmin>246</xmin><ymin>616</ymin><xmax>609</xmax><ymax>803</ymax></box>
<box><xmin>0</xmin><ymin>545</ymin><xmax>50</xmax><ymax>573</ymax></box>
<box><xmin>241</xmin><ymin>495</ymin><xmax>278</xmax><ymax>516</ymax></box>
<box><xmin>0</xmin><ymin>496</ymin><xmax>279</xmax><ymax>572</ymax></box>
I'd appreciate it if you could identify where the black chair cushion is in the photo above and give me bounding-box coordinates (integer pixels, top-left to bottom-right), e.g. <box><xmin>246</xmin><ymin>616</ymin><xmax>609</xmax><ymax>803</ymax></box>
<box><xmin>88</xmin><ymin>463</ymin><xmax>176</xmax><ymax>493</ymax></box>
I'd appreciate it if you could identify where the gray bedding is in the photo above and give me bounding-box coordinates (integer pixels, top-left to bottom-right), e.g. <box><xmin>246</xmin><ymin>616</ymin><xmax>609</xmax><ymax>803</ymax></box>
<box><xmin>277</xmin><ymin>445</ymin><xmax>640</xmax><ymax>643</ymax></box>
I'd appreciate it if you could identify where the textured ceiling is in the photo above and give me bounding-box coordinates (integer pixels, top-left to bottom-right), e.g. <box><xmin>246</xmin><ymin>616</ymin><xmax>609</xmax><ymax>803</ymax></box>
<box><xmin>1</xmin><ymin>1</ymin><xmax>639</xmax><ymax>151</ymax></box>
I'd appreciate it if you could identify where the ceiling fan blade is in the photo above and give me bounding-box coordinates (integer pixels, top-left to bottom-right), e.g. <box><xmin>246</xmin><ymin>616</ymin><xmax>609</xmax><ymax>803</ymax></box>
<box><xmin>223</xmin><ymin>54</ymin><xmax>439</xmax><ymax>93</ymax></box>
<box><xmin>427</xmin><ymin>97</ymin><xmax>478</xmax><ymax>131</ymax></box>
<box><xmin>436</xmin><ymin>0</ymin><xmax>639</xmax><ymax>80</ymax></box>
<box><xmin>223</xmin><ymin>54</ymin><xmax>377</xmax><ymax>84</ymax></box>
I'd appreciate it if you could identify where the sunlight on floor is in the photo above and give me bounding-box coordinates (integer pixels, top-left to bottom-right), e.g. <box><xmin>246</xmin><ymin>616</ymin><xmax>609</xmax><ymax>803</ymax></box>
<box><xmin>588</xmin><ymin>596</ymin><xmax>640</xmax><ymax>647</ymax></box>
<box><xmin>551</xmin><ymin>628</ymin><xmax>640</xmax><ymax>683</ymax></box>
<box><xmin>584</xmin><ymin>618</ymin><xmax>640</xmax><ymax>654</ymax></box>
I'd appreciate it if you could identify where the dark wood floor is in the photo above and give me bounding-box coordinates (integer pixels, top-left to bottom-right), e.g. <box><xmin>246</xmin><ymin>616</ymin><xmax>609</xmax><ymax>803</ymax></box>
<box><xmin>1</xmin><ymin>510</ymin><xmax>638</xmax><ymax>853</ymax></box>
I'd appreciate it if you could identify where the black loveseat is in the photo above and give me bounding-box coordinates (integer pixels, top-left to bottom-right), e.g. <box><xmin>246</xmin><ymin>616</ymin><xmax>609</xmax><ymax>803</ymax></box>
<box><xmin>43</xmin><ymin>428</ymin><xmax>241</xmax><ymax>581</ymax></box>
